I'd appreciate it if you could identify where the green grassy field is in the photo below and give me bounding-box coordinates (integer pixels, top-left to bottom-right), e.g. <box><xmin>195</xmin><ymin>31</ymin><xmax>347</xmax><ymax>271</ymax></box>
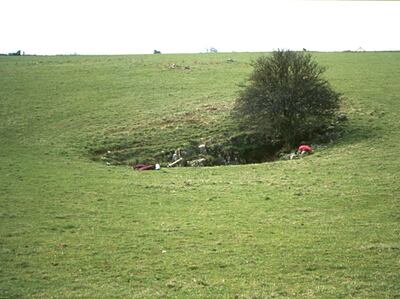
<box><xmin>1</xmin><ymin>52</ymin><xmax>399</xmax><ymax>298</ymax></box>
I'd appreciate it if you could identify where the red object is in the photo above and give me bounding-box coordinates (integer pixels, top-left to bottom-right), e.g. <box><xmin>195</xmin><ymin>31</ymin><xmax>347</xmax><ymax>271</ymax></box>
<box><xmin>133</xmin><ymin>164</ymin><xmax>155</xmax><ymax>171</ymax></box>
<box><xmin>298</xmin><ymin>145</ymin><xmax>313</xmax><ymax>152</ymax></box>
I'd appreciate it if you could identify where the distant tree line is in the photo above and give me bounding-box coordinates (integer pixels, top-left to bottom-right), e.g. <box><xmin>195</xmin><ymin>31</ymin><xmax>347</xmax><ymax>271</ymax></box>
<box><xmin>0</xmin><ymin>50</ymin><xmax>23</xmax><ymax>56</ymax></box>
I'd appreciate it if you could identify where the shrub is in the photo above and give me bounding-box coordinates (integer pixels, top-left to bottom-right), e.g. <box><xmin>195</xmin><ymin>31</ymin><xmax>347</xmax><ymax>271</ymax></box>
<box><xmin>233</xmin><ymin>50</ymin><xmax>341</xmax><ymax>148</ymax></box>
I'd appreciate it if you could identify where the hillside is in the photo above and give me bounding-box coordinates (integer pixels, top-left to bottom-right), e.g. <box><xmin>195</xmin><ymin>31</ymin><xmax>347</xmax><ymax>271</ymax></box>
<box><xmin>0</xmin><ymin>52</ymin><xmax>399</xmax><ymax>298</ymax></box>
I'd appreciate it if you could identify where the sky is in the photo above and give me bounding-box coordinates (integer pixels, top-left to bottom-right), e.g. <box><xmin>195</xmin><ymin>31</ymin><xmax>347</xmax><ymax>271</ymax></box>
<box><xmin>1</xmin><ymin>0</ymin><xmax>399</xmax><ymax>55</ymax></box>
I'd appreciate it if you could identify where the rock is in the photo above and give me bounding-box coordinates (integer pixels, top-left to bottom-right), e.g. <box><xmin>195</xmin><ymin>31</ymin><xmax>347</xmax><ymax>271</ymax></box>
<box><xmin>172</xmin><ymin>148</ymin><xmax>182</xmax><ymax>161</ymax></box>
<box><xmin>337</xmin><ymin>112</ymin><xmax>348</xmax><ymax>121</ymax></box>
<box><xmin>188</xmin><ymin>158</ymin><xmax>207</xmax><ymax>167</ymax></box>
<box><xmin>198</xmin><ymin>144</ymin><xmax>207</xmax><ymax>154</ymax></box>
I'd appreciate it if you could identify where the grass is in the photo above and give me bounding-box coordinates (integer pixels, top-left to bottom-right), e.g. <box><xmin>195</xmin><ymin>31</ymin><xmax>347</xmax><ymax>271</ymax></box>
<box><xmin>0</xmin><ymin>52</ymin><xmax>399</xmax><ymax>298</ymax></box>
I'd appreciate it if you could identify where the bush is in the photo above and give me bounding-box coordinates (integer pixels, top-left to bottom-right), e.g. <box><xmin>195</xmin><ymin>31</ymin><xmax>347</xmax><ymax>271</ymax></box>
<box><xmin>233</xmin><ymin>50</ymin><xmax>341</xmax><ymax>148</ymax></box>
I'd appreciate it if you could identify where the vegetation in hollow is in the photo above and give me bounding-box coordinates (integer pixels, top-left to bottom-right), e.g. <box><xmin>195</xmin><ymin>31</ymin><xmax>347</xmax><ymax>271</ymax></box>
<box><xmin>234</xmin><ymin>50</ymin><xmax>342</xmax><ymax>150</ymax></box>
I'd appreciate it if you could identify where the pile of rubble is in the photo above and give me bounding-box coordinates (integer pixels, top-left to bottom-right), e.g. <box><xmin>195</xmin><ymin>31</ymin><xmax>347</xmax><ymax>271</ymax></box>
<box><xmin>167</xmin><ymin>143</ymin><xmax>238</xmax><ymax>168</ymax></box>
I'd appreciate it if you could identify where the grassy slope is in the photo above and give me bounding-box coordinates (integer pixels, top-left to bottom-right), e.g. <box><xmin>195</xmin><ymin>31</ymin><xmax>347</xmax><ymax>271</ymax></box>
<box><xmin>0</xmin><ymin>52</ymin><xmax>399</xmax><ymax>298</ymax></box>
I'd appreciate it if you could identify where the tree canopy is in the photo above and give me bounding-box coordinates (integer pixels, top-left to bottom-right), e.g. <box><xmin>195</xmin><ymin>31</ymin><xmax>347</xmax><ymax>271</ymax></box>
<box><xmin>234</xmin><ymin>50</ymin><xmax>341</xmax><ymax>148</ymax></box>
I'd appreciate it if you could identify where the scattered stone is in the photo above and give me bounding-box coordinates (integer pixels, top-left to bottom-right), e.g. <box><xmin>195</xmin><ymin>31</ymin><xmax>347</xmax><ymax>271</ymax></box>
<box><xmin>172</xmin><ymin>148</ymin><xmax>182</xmax><ymax>161</ymax></box>
<box><xmin>337</xmin><ymin>112</ymin><xmax>348</xmax><ymax>121</ymax></box>
<box><xmin>198</xmin><ymin>144</ymin><xmax>207</xmax><ymax>154</ymax></box>
<box><xmin>188</xmin><ymin>158</ymin><xmax>207</xmax><ymax>167</ymax></box>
